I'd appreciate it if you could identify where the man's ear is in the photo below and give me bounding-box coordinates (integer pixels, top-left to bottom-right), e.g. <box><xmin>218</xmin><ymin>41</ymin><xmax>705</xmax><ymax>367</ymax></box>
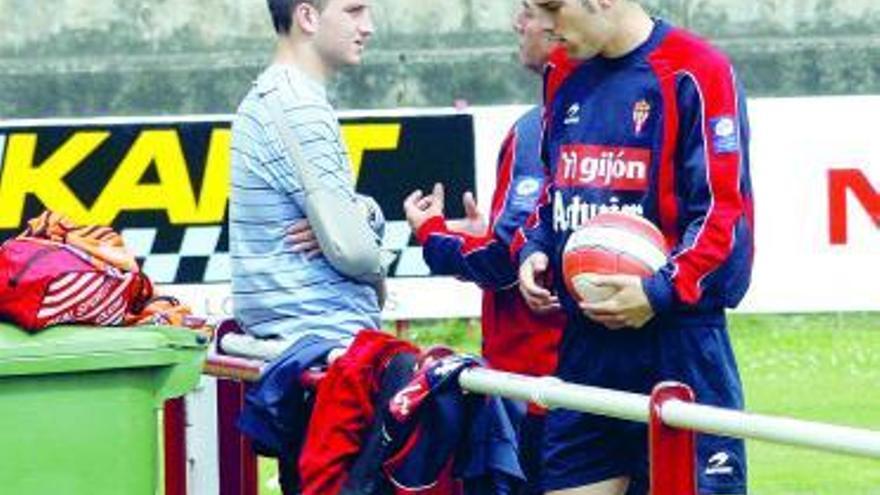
<box><xmin>293</xmin><ymin>2</ymin><xmax>321</xmax><ymax>35</ymax></box>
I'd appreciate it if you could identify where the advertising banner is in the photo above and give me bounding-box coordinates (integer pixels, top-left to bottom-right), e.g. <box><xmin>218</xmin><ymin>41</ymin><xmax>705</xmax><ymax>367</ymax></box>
<box><xmin>2</xmin><ymin>97</ymin><xmax>877</xmax><ymax>318</ymax></box>
<box><xmin>741</xmin><ymin>96</ymin><xmax>879</xmax><ymax>312</ymax></box>
<box><xmin>0</xmin><ymin>112</ymin><xmax>481</xmax><ymax>320</ymax></box>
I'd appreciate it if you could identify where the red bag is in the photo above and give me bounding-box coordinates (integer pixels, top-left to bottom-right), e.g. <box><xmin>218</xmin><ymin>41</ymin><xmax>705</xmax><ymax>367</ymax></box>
<box><xmin>0</xmin><ymin>238</ymin><xmax>152</xmax><ymax>332</ymax></box>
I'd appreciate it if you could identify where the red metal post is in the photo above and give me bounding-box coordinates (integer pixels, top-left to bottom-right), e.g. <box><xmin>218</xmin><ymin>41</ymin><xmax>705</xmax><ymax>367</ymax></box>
<box><xmin>217</xmin><ymin>374</ymin><xmax>260</xmax><ymax>495</ymax></box>
<box><xmin>164</xmin><ymin>397</ymin><xmax>188</xmax><ymax>495</ymax></box>
<box><xmin>241</xmin><ymin>384</ymin><xmax>259</xmax><ymax>495</ymax></box>
<box><xmin>649</xmin><ymin>381</ymin><xmax>697</xmax><ymax>495</ymax></box>
<box><xmin>215</xmin><ymin>319</ymin><xmax>260</xmax><ymax>495</ymax></box>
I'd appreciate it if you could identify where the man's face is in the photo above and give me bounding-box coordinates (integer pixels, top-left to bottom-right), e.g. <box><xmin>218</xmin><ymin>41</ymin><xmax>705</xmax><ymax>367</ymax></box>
<box><xmin>529</xmin><ymin>0</ymin><xmax>612</xmax><ymax>59</ymax></box>
<box><xmin>513</xmin><ymin>0</ymin><xmax>554</xmax><ymax>72</ymax></box>
<box><xmin>314</xmin><ymin>0</ymin><xmax>374</xmax><ymax>68</ymax></box>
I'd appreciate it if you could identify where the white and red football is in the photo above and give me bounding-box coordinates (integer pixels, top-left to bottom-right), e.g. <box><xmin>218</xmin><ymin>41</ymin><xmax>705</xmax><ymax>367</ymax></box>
<box><xmin>562</xmin><ymin>212</ymin><xmax>669</xmax><ymax>303</ymax></box>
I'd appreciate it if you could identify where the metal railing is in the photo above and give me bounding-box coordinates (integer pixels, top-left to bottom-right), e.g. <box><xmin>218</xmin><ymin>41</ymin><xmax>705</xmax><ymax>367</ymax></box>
<box><xmin>459</xmin><ymin>367</ymin><xmax>880</xmax><ymax>460</ymax></box>
<box><xmin>167</xmin><ymin>339</ymin><xmax>880</xmax><ymax>495</ymax></box>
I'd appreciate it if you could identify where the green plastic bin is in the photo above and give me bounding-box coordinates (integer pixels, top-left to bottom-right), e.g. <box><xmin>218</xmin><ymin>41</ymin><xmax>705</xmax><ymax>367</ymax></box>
<box><xmin>0</xmin><ymin>323</ymin><xmax>207</xmax><ymax>494</ymax></box>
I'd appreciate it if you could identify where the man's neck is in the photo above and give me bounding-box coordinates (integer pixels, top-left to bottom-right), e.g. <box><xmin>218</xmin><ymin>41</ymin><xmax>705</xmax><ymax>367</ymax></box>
<box><xmin>273</xmin><ymin>37</ymin><xmax>333</xmax><ymax>85</ymax></box>
<box><xmin>601</xmin><ymin>3</ymin><xmax>654</xmax><ymax>59</ymax></box>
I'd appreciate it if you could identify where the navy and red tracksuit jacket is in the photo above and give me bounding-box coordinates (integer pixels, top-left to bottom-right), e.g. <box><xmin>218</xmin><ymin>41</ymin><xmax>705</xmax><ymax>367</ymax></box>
<box><xmin>241</xmin><ymin>330</ymin><xmax>524</xmax><ymax>495</ymax></box>
<box><xmin>416</xmin><ymin>106</ymin><xmax>563</xmax><ymax>380</ymax></box>
<box><xmin>513</xmin><ymin>19</ymin><xmax>754</xmax><ymax>326</ymax></box>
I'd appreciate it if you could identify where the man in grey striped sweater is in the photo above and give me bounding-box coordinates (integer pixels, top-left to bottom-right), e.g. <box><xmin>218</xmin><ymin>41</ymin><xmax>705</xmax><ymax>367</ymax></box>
<box><xmin>230</xmin><ymin>0</ymin><xmax>382</xmax><ymax>347</ymax></box>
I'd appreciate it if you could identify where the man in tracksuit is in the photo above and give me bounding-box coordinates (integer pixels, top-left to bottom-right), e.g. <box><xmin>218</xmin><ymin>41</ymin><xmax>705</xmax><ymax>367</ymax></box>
<box><xmin>514</xmin><ymin>1</ymin><xmax>754</xmax><ymax>494</ymax></box>
<box><xmin>402</xmin><ymin>3</ymin><xmax>571</xmax><ymax>492</ymax></box>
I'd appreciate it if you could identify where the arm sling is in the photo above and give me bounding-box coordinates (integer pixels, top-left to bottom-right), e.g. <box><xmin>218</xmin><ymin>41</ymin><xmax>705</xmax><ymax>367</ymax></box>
<box><xmin>258</xmin><ymin>81</ymin><xmax>384</xmax><ymax>284</ymax></box>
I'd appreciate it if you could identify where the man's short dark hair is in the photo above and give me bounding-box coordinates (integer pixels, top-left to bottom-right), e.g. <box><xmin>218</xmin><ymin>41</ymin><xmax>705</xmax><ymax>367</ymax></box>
<box><xmin>267</xmin><ymin>0</ymin><xmax>328</xmax><ymax>34</ymax></box>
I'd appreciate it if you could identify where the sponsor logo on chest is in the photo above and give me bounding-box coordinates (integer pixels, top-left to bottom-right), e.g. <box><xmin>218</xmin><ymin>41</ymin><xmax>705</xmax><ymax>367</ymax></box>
<box><xmin>553</xmin><ymin>194</ymin><xmax>644</xmax><ymax>232</ymax></box>
<box><xmin>555</xmin><ymin>145</ymin><xmax>651</xmax><ymax>191</ymax></box>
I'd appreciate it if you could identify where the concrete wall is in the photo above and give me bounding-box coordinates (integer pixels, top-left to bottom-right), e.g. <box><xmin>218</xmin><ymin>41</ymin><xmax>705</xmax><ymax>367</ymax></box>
<box><xmin>2</xmin><ymin>0</ymin><xmax>879</xmax><ymax>118</ymax></box>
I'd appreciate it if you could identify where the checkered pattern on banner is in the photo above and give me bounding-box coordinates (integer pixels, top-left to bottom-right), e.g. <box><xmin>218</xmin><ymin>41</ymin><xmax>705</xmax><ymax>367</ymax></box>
<box><xmin>121</xmin><ymin>221</ymin><xmax>429</xmax><ymax>285</ymax></box>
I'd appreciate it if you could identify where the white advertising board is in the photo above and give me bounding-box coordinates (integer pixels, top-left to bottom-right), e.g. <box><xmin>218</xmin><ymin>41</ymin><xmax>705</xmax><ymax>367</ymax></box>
<box><xmin>740</xmin><ymin>96</ymin><xmax>879</xmax><ymax>312</ymax></box>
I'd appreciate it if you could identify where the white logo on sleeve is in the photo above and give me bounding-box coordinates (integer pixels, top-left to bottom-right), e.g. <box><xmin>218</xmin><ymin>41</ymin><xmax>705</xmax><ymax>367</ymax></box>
<box><xmin>516</xmin><ymin>177</ymin><xmax>541</xmax><ymax>196</ymax></box>
<box><xmin>704</xmin><ymin>451</ymin><xmax>734</xmax><ymax>475</ymax></box>
<box><xmin>714</xmin><ymin>117</ymin><xmax>735</xmax><ymax>137</ymax></box>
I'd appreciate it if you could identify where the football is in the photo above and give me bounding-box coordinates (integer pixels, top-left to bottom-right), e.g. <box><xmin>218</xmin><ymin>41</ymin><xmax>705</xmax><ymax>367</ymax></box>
<box><xmin>562</xmin><ymin>212</ymin><xmax>669</xmax><ymax>303</ymax></box>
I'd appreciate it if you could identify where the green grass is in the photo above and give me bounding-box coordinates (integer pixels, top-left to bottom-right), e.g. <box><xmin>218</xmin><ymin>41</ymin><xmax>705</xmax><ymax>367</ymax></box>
<box><xmin>729</xmin><ymin>313</ymin><xmax>880</xmax><ymax>495</ymax></box>
<box><xmin>259</xmin><ymin>313</ymin><xmax>880</xmax><ymax>494</ymax></box>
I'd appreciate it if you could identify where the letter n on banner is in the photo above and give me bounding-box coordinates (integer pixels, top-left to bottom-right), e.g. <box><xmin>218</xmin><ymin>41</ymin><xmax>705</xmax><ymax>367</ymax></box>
<box><xmin>828</xmin><ymin>169</ymin><xmax>880</xmax><ymax>245</ymax></box>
